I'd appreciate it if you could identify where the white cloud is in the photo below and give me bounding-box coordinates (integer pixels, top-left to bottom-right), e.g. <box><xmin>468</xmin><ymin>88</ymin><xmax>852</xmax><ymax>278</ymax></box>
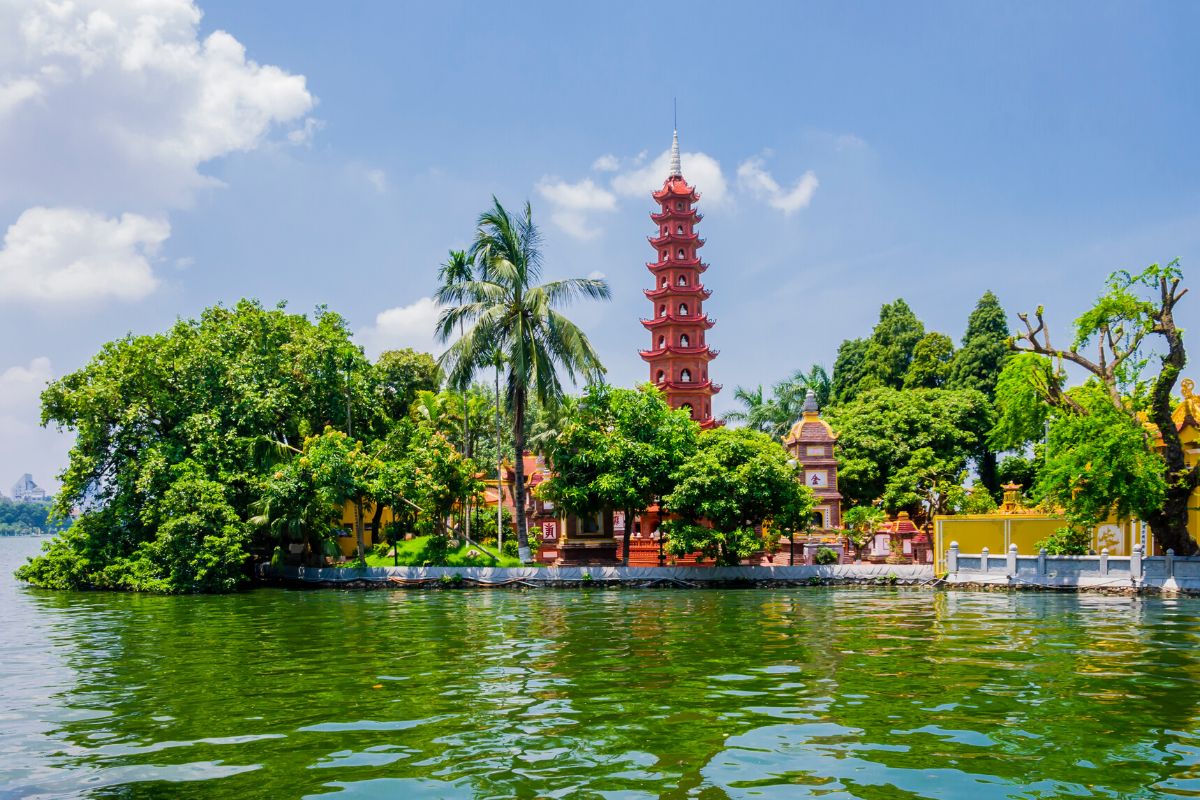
<box><xmin>611</xmin><ymin>149</ymin><xmax>729</xmax><ymax>204</ymax></box>
<box><xmin>0</xmin><ymin>0</ymin><xmax>314</xmax><ymax>308</ymax></box>
<box><xmin>0</xmin><ymin>357</ymin><xmax>70</xmax><ymax>492</ymax></box>
<box><xmin>0</xmin><ymin>0</ymin><xmax>316</xmax><ymax>210</ymax></box>
<box><xmin>365</xmin><ymin>169</ymin><xmax>388</xmax><ymax>194</ymax></box>
<box><xmin>737</xmin><ymin>157</ymin><xmax>819</xmax><ymax>214</ymax></box>
<box><xmin>0</xmin><ymin>207</ymin><xmax>169</xmax><ymax>304</ymax></box>
<box><xmin>357</xmin><ymin>297</ymin><xmax>445</xmax><ymax>360</ymax></box>
<box><xmin>591</xmin><ymin>154</ymin><xmax>619</xmax><ymax>172</ymax></box>
<box><xmin>536</xmin><ymin>177</ymin><xmax>618</xmax><ymax>240</ymax></box>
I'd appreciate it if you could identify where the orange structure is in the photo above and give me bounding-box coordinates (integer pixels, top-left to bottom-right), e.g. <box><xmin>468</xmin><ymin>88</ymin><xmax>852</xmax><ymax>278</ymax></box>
<box><xmin>783</xmin><ymin>390</ymin><xmax>842</xmax><ymax>530</ymax></box>
<box><xmin>640</xmin><ymin>130</ymin><xmax>721</xmax><ymax>428</ymax></box>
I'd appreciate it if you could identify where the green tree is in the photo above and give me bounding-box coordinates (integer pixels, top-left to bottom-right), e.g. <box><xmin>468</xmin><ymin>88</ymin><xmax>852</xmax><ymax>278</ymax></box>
<box><xmin>543</xmin><ymin>384</ymin><xmax>700</xmax><ymax>565</ymax></box>
<box><xmin>826</xmin><ymin>387</ymin><xmax>993</xmax><ymax>518</ymax></box>
<box><xmin>842</xmin><ymin>505</ymin><xmax>886</xmax><ymax>560</ymax></box>
<box><xmin>725</xmin><ymin>384</ymin><xmax>777</xmax><ymax>434</ymax></box>
<box><xmin>435</xmin><ymin>198</ymin><xmax>610</xmax><ymax>563</ymax></box>
<box><xmin>662</xmin><ymin>428</ymin><xmax>814</xmax><ymax>566</ymax></box>
<box><xmin>903</xmin><ymin>332</ymin><xmax>956</xmax><ymax>389</ymax></box>
<box><xmin>373</xmin><ymin>349</ymin><xmax>441</xmax><ymax>423</ymax></box>
<box><xmin>787</xmin><ymin>364</ymin><xmax>832</xmax><ymax>410</ymax></box>
<box><xmin>1004</xmin><ymin>262</ymin><xmax>1193</xmax><ymax>553</ymax></box>
<box><xmin>831</xmin><ymin>338</ymin><xmax>870</xmax><ymax>404</ymax></box>
<box><xmin>947</xmin><ymin>290</ymin><xmax>1010</xmax><ymax>397</ymax></box>
<box><xmin>831</xmin><ymin>299</ymin><xmax>925</xmax><ymax>402</ymax></box>
<box><xmin>20</xmin><ymin>300</ymin><xmax>374</xmax><ymax>592</ymax></box>
<box><xmin>863</xmin><ymin>299</ymin><xmax>926</xmax><ymax>389</ymax></box>
<box><xmin>947</xmin><ymin>290</ymin><xmax>1011</xmax><ymax>493</ymax></box>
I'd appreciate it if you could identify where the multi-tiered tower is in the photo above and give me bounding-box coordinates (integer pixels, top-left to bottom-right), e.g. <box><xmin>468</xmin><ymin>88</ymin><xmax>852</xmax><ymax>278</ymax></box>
<box><xmin>639</xmin><ymin>130</ymin><xmax>721</xmax><ymax>428</ymax></box>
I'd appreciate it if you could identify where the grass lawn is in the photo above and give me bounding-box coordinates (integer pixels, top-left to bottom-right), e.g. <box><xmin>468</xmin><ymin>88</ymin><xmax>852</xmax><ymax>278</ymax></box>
<box><xmin>358</xmin><ymin>535</ymin><xmax>527</xmax><ymax>568</ymax></box>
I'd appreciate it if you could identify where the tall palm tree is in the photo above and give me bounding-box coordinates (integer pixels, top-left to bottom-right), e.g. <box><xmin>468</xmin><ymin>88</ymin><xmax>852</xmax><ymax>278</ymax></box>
<box><xmin>436</xmin><ymin>250</ymin><xmax>476</xmax><ymax>541</ymax></box>
<box><xmin>726</xmin><ymin>385</ymin><xmax>779</xmax><ymax>434</ymax></box>
<box><xmin>436</xmin><ymin>198</ymin><xmax>610</xmax><ymax>563</ymax></box>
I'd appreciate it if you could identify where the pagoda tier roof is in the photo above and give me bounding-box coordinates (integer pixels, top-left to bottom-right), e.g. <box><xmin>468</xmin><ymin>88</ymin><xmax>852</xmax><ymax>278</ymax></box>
<box><xmin>655</xmin><ymin>378</ymin><xmax>722</xmax><ymax>393</ymax></box>
<box><xmin>648</xmin><ymin>232</ymin><xmax>705</xmax><ymax>249</ymax></box>
<box><xmin>651</xmin><ymin>210</ymin><xmax>703</xmax><ymax>223</ymax></box>
<box><xmin>647</xmin><ymin>259</ymin><xmax>708</xmax><ymax>273</ymax></box>
<box><xmin>783</xmin><ymin>412</ymin><xmax>837</xmax><ymax>445</ymax></box>
<box><xmin>643</xmin><ymin>285</ymin><xmax>711</xmax><ymax>300</ymax></box>
<box><xmin>641</xmin><ymin>314</ymin><xmax>715</xmax><ymax>330</ymax></box>
<box><xmin>699</xmin><ymin>418</ymin><xmax>725</xmax><ymax>430</ymax></box>
<box><xmin>639</xmin><ymin>345</ymin><xmax>719</xmax><ymax>361</ymax></box>
<box><xmin>652</xmin><ymin>177</ymin><xmax>700</xmax><ymax>202</ymax></box>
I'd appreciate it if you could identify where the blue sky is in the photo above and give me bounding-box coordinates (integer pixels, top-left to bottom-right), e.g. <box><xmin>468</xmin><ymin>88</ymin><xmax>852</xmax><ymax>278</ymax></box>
<box><xmin>1</xmin><ymin>1</ymin><xmax>1198</xmax><ymax>490</ymax></box>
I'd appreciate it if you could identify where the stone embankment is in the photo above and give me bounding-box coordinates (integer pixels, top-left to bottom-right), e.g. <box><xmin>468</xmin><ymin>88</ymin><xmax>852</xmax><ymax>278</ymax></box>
<box><xmin>262</xmin><ymin>563</ymin><xmax>935</xmax><ymax>589</ymax></box>
<box><xmin>944</xmin><ymin>542</ymin><xmax>1200</xmax><ymax>594</ymax></box>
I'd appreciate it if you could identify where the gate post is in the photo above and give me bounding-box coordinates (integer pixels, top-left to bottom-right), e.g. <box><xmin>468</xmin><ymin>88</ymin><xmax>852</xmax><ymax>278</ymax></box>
<box><xmin>947</xmin><ymin>541</ymin><xmax>959</xmax><ymax>573</ymax></box>
<box><xmin>1007</xmin><ymin>543</ymin><xmax>1018</xmax><ymax>575</ymax></box>
<box><xmin>1131</xmin><ymin>544</ymin><xmax>1143</xmax><ymax>580</ymax></box>
<box><xmin>981</xmin><ymin>547</ymin><xmax>990</xmax><ymax>573</ymax></box>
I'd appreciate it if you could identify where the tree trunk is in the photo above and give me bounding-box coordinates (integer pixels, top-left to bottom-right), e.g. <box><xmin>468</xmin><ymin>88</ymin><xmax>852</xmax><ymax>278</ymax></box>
<box><xmin>495</xmin><ymin>366</ymin><xmax>504</xmax><ymax>554</ymax></box>
<box><xmin>512</xmin><ymin>387</ymin><xmax>532</xmax><ymax>563</ymax></box>
<box><xmin>371</xmin><ymin>502</ymin><xmax>385</xmax><ymax>548</ymax></box>
<box><xmin>353</xmin><ymin>495</ymin><xmax>365</xmax><ymax>563</ymax></box>
<box><xmin>1144</xmin><ymin>288</ymin><xmax>1199</xmax><ymax>555</ymax></box>
<box><xmin>978</xmin><ymin>450</ymin><xmax>999</xmax><ymax>496</ymax></box>
<box><xmin>621</xmin><ymin>507</ymin><xmax>635</xmax><ymax>566</ymax></box>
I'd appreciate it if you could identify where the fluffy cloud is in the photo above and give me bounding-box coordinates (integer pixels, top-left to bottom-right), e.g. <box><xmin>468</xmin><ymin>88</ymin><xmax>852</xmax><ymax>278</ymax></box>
<box><xmin>0</xmin><ymin>0</ymin><xmax>316</xmax><ymax>209</ymax></box>
<box><xmin>737</xmin><ymin>157</ymin><xmax>819</xmax><ymax>214</ymax></box>
<box><xmin>0</xmin><ymin>207</ymin><xmax>168</xmax><ymax>304</ymax></box>
<box><xmin>357</xmin><ymin>297</ymin><xmax>445</xmax><ymax>360</ymax></box>
<box><xmin>536</xmin><ymin>177</ymin><xmax>618</xmax><ymax>240</ymax></box>
<box><xmin>0</xmin><ymin>0</ymin><xmax>314</xmax><ymax>307</ymax></box>
<box><xmin>0</xmin><ymin>357</ymin><xmax>70</xmax><ymax>491</ymax></box>
<box><xmin>591</xmin><ymin>154</ymin><xmax>620</xmax><ymax>172</ymax></box>
<box><xmin>611</xmin><ymin>149</ymin><xmax>729</xmax><ymax>204</ymax></box>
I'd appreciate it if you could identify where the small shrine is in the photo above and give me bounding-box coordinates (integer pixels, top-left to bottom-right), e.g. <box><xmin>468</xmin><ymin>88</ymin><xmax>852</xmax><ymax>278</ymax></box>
<box><xmin>783</xmin><ymin>390</ymin><xmax>842</xmax><ymax>529</ymax></box>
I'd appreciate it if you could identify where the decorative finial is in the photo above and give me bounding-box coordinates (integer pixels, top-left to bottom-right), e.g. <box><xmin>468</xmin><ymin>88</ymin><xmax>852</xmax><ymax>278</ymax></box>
<box><xmin>1183</xmin><ymin>378</ymin><xmax>1195</xmax><ymax>400</ymax></box>
<box><xmin>669</xmin><ymin>129</ymin><xmax>682</xmax><ymax>178</ymax></box>
<box><xmin>802</xmin><ymin>389</ymin><xmax>819</xmax><ymax>415</ymax></box>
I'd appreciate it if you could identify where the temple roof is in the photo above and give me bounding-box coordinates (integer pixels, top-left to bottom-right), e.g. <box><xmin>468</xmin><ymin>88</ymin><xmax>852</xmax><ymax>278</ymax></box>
<box><xmin>783</xmin><ymin>390</ymin><xmax>837</xmax><ymax>444</ymax></box>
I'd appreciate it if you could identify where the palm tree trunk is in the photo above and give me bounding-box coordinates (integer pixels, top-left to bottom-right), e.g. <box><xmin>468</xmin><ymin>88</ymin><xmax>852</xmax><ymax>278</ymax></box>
<box><xmin>512</xmin><ymin>386</ymin><xmax>532</xmax><ymax>563</ymax></box>
<box><xmin>494</xmin><ymin>363</ymin><xmax>504</xmax><ymax>553</ymax></box>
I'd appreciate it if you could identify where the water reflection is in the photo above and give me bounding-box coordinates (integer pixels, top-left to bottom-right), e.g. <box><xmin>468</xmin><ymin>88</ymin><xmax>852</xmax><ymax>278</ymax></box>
<box><xmin>3</xmin><ymin>536</ymin><xmax>1200</xmax><ymax>798</ymax></box>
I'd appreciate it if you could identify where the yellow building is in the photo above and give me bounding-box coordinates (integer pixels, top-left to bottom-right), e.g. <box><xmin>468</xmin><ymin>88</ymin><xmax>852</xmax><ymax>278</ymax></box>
<box><xmin>934</xmin><ymin>378</ymin><xmax>1200</xmax><ymax>572</ymax></box>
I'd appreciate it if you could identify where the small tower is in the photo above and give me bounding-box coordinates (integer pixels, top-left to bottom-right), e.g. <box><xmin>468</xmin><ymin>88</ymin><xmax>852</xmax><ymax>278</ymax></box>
<box><xmin>783</xmin><ymin>390</ymin><xmax>842</xmax><ymax>529</ymax></box>
<box><xmin>639</xmin><ymin>130</ymin><xmax>721</xmax><ymax>427</ymax></box>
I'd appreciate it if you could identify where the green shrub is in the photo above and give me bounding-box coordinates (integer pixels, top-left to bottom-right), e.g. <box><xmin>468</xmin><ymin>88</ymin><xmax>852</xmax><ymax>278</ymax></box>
<box><xmin>1037</xmin><ymin>525</ymin><xmax>1091</xmax><ymax>555</ymax></box>
<box><xmin>814</xmin><ymin>546</ymin><xmax>839</xmax><ymax>565</ymax></box>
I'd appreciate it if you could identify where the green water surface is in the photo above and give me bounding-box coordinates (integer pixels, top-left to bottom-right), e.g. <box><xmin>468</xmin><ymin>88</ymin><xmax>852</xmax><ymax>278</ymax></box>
<box><xmin>3</xmin><ymin>535</ymin><xmax>1199</xmax><ymax>799</ymax></box>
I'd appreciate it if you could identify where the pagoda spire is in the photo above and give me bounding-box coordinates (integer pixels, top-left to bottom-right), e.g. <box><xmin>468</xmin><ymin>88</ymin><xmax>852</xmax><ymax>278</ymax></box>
<box><xmin>639</xmin><ymin>129</ymin><xmax>721</xmax><ymax>429</ymax></box>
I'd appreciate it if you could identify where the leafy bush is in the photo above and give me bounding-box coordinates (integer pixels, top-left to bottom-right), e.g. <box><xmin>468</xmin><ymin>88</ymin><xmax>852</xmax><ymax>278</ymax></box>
<box><xmin>1037</xmin><ymin>526</ymin><xmax>1091</xmax><ymax>555</ymax></box>
<box><xmin>814</xmin><ymin>546</ymin><xmax>839</xmax><ymax>565</ymax></box>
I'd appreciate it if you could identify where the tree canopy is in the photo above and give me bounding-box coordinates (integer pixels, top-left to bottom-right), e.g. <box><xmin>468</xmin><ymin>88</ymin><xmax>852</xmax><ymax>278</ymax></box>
<box><xmin>825</xmin><ymin>387</ymin><xmax>993</xmax><ymax>522</ymax></box>
<box><xmin>543</xmin><ymin>384</ymin><xmax>699</xmax><ymax>563</ymax></box>
<box><xmin>663</xmin><ymin>427</ymin><xmax>814</xmax><ymax>565</ymax></box>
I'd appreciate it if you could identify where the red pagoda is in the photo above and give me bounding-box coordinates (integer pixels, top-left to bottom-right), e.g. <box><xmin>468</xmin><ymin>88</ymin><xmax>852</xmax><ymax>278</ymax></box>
<box><xmin>640</xmin><ymin>130</ymin><xmax>721</xmax><ymax>427</ymax></box>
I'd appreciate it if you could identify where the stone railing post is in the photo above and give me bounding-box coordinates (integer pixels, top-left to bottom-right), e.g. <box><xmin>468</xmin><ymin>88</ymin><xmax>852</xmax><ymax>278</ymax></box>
<box><xmin>947</xmin><ymin>541</ymin><xmax>959</xmax><ymax>572</ymax></box>
<box><xmin>1099</xmin><ymin>548</ymin><xmax>1109</xmax><ymax>576</ymax></box>
<box><xmin>1131</xmin><ymin>544</ymin><xmax>1143</xmax><ymax>580</ymax></box>
<box><xmin>981</xmin><ymin>546</ymin><xmax>990</xmax><ymax>573</ymax></box>
<box><xmin>1038</xmin><ymin>548</ymin><xmax>1047</xmax><ymax>576</ymax></box>
<box><xmin>1007</xmin><ymin>543</ymin><xmax>1018</xmax><ymax>575</ymax></box>
<box><xmin>1166</xmin><ymin>548</ymin><xmax>1176</xmax><ymax>579</ymax></box>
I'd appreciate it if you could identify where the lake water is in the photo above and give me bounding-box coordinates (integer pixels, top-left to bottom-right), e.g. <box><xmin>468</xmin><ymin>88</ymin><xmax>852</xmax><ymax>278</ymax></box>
<box><xmin>3</xmin><ymin>535</ymin><xmax>1200</xmax><ymax>798</ymax></box>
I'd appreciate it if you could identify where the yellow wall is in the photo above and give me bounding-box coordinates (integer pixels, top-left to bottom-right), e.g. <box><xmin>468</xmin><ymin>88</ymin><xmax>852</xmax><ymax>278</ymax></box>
<box><xmin>334</xmin><ymin>501</ymin><xmax>392</xmax><ymax>558</ymax></box>
<box><xmin>934</xmin><ymin>514</ymin><xmax>1156</xmax><ymax>573</ymax></box>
